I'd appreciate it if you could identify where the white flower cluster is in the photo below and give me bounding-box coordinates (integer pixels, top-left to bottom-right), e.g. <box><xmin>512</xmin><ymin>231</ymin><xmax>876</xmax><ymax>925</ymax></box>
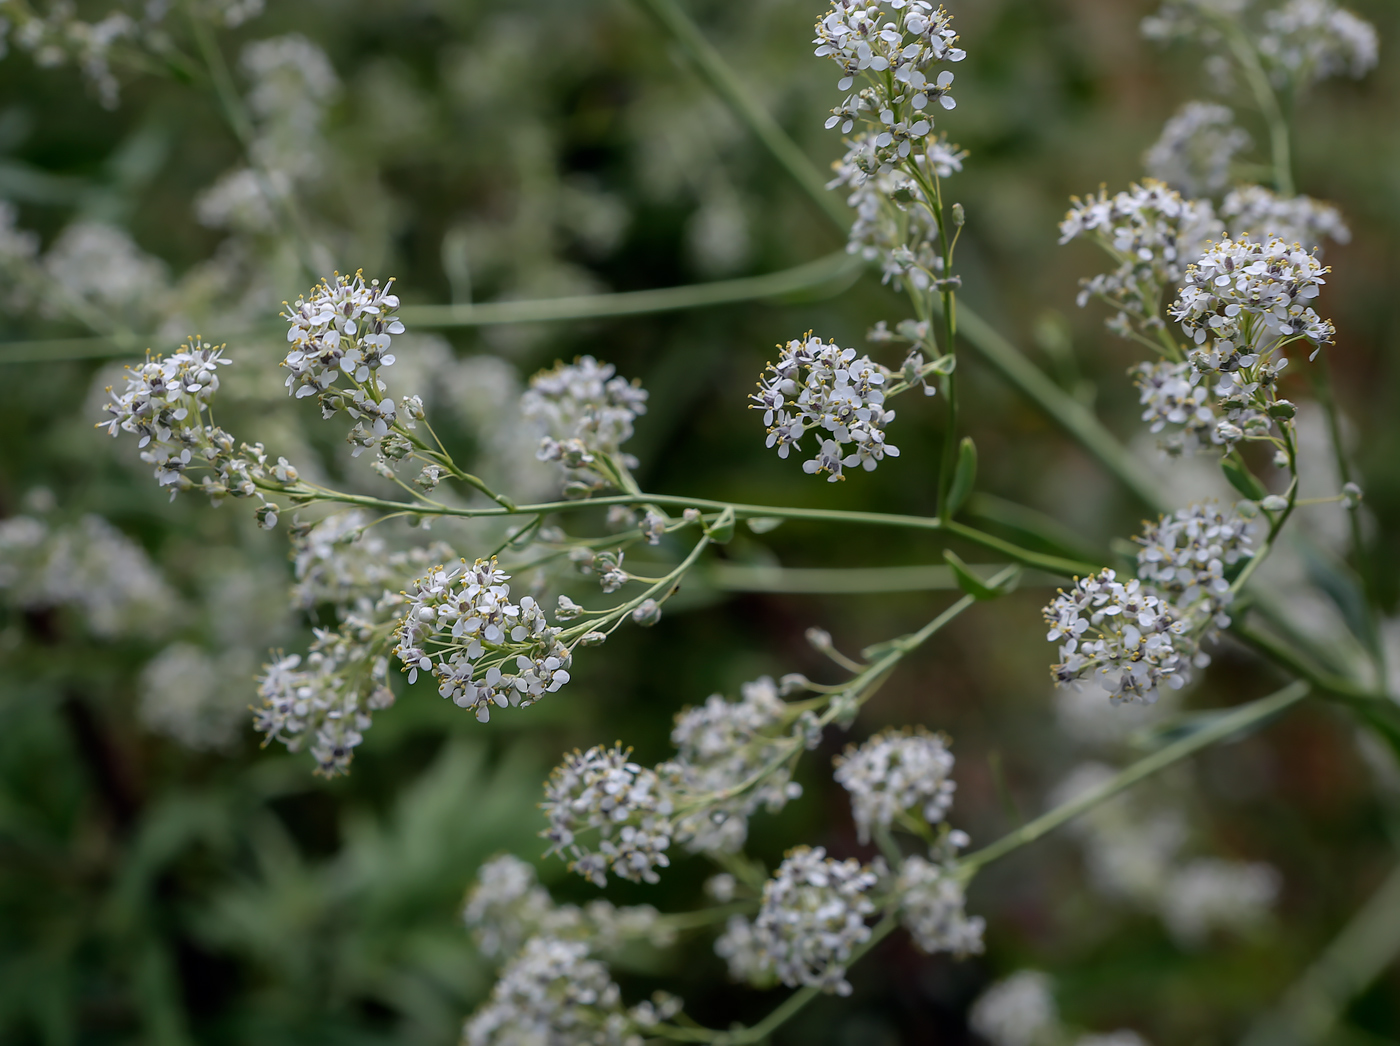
<box><xmin>970</xmin><ymin>970</ymin><xmax>1152</xmax><ymax>1046</ymax></box>
<box><xmin>1131</xmin><ymin>359</ymin><xmax>1219</xmax><ymax>456</ymax></box>
<box><xmin>1143</xmin><ymin>101</ymin><xmax>1250</xmax><ymax>199</ymax></box>
<box><xmin>541</xmin><ymin>744</ymin><xmax>675</xmax><ymax>887</ymax></box>
<box><xmin>100</xmin><ymin>338</ymin><xmax>293</xmax><ymax>516</ymax></box>
<box><xmin>255</xmin><ymin>619</ymin><xmax>396</xmax><ymax>776</ymax></box>
<box><xmin>1136</xmin><ymin>502</ymin><xmax>1255</xmax><ymax>631</ymax></box>
<box><xmin>833</xmin><ymin>727</ymin><xmax>956</xmax><ymax>843</ymax></box>
<box><xmin>464</xmin><ymin>935</ymin><xmax>676</xmax><ymax>1046</ymax></box>
<box><xmin>751</xmin><ymin>846</ymin><xmax>879</xmax><ymax>996</ymax></box>
<box><xmin>0</xmin><ymin>3</ymin><xmax>137</xmax><ymax>108</ymax></box>
<box><xmin>1258</xmin><ymin>0</ymin><xmax>1378</xmax><ymax>89</ymax></box>
<box><xmin>752</xmin><ymin>334</ymin><xmax>899</xmax><ymax>481</ymax></box>
<box><xmin>521</xmin><ymin>357</ymin><xmax>649</xmax><ymax>495</ymax></box>
<box><xmin>1060</xmin><ymin>180</ymin><xmax>1217</xmax><ymax>335</ymax></box>
<box><xmin>393</xmin><ymin>558</ymin><xmax>571</xmax><ymax>723</ymax></box>
<box><xmin>282</xmin><ymin>272</ymin><xmax>407</xmax><ymax>452</ymax></box>
<box><xmin>828</xmin><ymin>132</ymin><xmax>967</xmax><ymax>287</ymax></box>
<box><xmin>814</xmin><ymin>1</ymin><xmax>965</xmax><ymax>131</ymax></box>
<box><xmin>1170</xmin><ymin>236</ymin><xmax>1334</xmax><ymax>351</ymax></box>
<box><xmin>895</xmin><ymin>855</ymin><xmax>985</xmax><ymax>957</ymax></box>
<box><xmin>1044</xmin><ymin>570</ymin><xmax>1195</xmax><ymax>704</ymax></box>
<box><xmin>288</xmin><ymin>511</ymin><xmax>455</xmax><ymax>615</ymax></box>
<box><xmin>464</xmin><ymin>855</ymin><xmax>669</xmax><ymax>961</ymax></box>
<box><xmin>658</xmin><ymin>676</ymin><xmax>807</xmax><ymax>854</ymax></box>
<box><xmin>1159</xmin><ymin>857</ymin><xmax>1280</xmax><ymax>945</ymax></box>
<box><xmin>0</xmin><ymin>512</ymin><xmax>176</xmax><ymax>639</ymax></box>
<box><xmin>1220</xmin><ymin>184</ymin><xmax>1351</xmax><ymax>251</ymax></box>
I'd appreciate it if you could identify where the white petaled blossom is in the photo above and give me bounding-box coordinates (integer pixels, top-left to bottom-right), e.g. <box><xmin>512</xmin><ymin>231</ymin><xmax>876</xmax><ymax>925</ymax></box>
<box><xmin>282</xmin><ymin>272</ymin><xmax>406</xmax><ymax>453</ymax></box>
<box><xmin>1136</xmin><ymin>502</ymin><xmax>1255</xmax><ymax>633</ymax></box>
<box><xmin>656</xmin><ymin>676</ymin><xmax>808</xmax><ymax>854</ymax></box>
<box><xmin>751</xmin><ymin>334</ymin><xmax>899</xmax><ymax>481</ymax></box>
<box><xmin>1143</xmin><ymin>101</ymin><xmax>1251</xmax><ymax>198</ymax></box>
<box><xmin>464</xmin><ymin>935</ymin><xmax>679</xmax><ymax>1046</ymax></box>
<box><xmin>828</xmin><ymin>131</ymin><xmax>965</xmax><ymax>288</ymax></box>
<box><xmin>752</xmin><ymin>846</ymin><xmax>879</xmax><ymax>996</ymax></box>
<box><xmin>100</xmin><ymin>338</ymin><xmax>289</xmax><ymax>518</ymax></box>
<box><xmin>0</xmin><ymin>513</ymin><xmax>176</xmax><ymax>639</ymax></box>
<box><xmin>968</xmin><ymin>971</ymin><xmax>1059</xmax><ymax>1046</ymax></box>
<box><xmin>1043</xmin><ymin>570</ymin><xmax>1197</xmax><ymax>704</ymax></box>
<box><xmin>254</xmin><ymin>619</ymin><xmax>396</xmax><ymax>776</ymax></box>
<box><xmin>1059</xmin><ymin>180</ymin><xmax>1217</xmax><ymax>337</ymax></box>
<box><xmin>1159</xmin><ymin>857</ymin><xmax>1280</xmax><ymax>945</ymax></box>
<box><xmin>463</xmin><ymin>855</ymin><xmax>668</xmax><ymax>961</ymax></box>
<box><xmin>1220</xmin><ymin>184</ymin><xmax>1351</xmax><ymax>251</ymax></box>
<box><xmin>288</xmin><ymin>511</ymin><xmax>456</xmax><ymax>616</ymax></box>
<box><xmin>1131</xmin><ymin>359</ymin><xmax>1219</xmax><ymax>456</ymax></box>
<box><xmin>393</xmin><ymin>558</ymin><xmax>571</xmax><ymax>723</ymax></box>
<box><xmin>521</xmin><ymin>357</ymin><xmax>649</xmax><ymax>496</ymax></box>
<box><xmin>1258</xmin><ymin>0</ymin><xmax>1378</xmax><ymax>89</ymax></box>
<box><xmin>715</xmin><ymin>915</ymin><xmax>775</xmax><ymax>987</ymax></box>
<box><xmin>541</xmin><ymin>744</ymin><xmax>675</xmax><ymax>887</ymax></box>
<box><xmin>833</xmin><ymin>727</ymin><xmax>957</xmax><ymax>843</ymax></box>
<box><xmin>894</xmin><ymin>855</ymin><xmax>984</xmax><ymax>957</ymax></box>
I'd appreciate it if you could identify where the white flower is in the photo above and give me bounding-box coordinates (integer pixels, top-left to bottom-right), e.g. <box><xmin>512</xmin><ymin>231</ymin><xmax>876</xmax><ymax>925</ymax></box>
<box><xmin>1220</xmin><ymin>184</ymin><xmax>1351</xmax><ymax>251</ymax></box>
<box><xmin>541</xmin><ymin>744</ymin><xmax>674</xmax><ymax>887</ymax></box>
<box><xmin>895</xmin><ymin>856</ymin><xmax>984</xmax><ymax>957</ymax></box>
<box><xmin>1258</xmin><ymin>0</ymin><xmax>1378</xmax><ymax>89</ymax></box>
<box><xmin>752</xmin><ymin>334</ymin><xmax>899</xmax><ymax>480</ymax></box>
<box><xmin>1043</xmin><ymin>569</ymin><xmax>1196</xmax><ymax>704</ymax></box>
<box><xmin>1060</xmin><ymin>180</ymin><xmax>1217</xmax><ymax>336</ymax></box>
<box><xmin>833</xmin><ymin>727</ymin><xmax>957</xmax><ymax>843</ymax></box>
<box><xmin>254</xmin><ymin>618</ymin><xmax>396</xmax><ymax>776</ymax></box>
<box><xmin>1159</xmin><ymin>857</ymin><xmax>1280</xmax><ymax>946</ymax></box>
<box><xmin>464</xmin><ymin>936</ymin><xmax>665</xmax><ymax>1046</ymax></box>
<box><xmin>1135</xmin><ymin>501</ymin><xmax>1255</xmax><ymax>631</ymax></box>
<box><xmin>714</xmin><ymin>915</ymin><xmax>774</xmax><ymax>986</ymax></box>
<box><xmin>1170</xmin><ymin>236</ymin><xmax>1334</xmax><ymax>353</ymax></box>
<box><xmin>1143</xmin><ymin>101</ymin><xmax>1251</xmax><ymax>198</ymax></box>
<box><xmin>393</xmin><ymin>557</ymin><xmax>571</xmax><ymax>722</ymax></box>
<box><xmin>969</xmin><ymin>971</ymin><xmax>1059</xmax><ymax>1046</ymax></box>
<box><xmin>522</xmin><ymin>356</ymin><xmax>648</xmax><ymax>494</ymax></box>
<box><xmin>1130</xmin><ymin>359</ymin><xmax>1219</xmax><ymax>456</ymax></box>
<box><xmin>282</xmin><ymin>272</ymin><xmax>404</xmax><ymax>428</ymax></box>
<box><xmin>657</xmin><ymin>677</ymin><xmax>806</xmax><ymax>854</ymax></box>
<box><xmin>753</xmin><ymin>846</ymin><xmax>879</xmax><ymax>996</ymax></box>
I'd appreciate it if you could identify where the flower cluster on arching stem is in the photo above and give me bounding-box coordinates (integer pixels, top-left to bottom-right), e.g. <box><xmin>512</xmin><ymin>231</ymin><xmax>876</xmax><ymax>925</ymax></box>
<box><xmin>394</xmin><ymin>557</ymin><xmax>572</xmax><ymax>724</ymax></box>
<box><xmin>521</xmin><ymin>356</ymin><xmax>648</xmax><ymax>497</ymax></box>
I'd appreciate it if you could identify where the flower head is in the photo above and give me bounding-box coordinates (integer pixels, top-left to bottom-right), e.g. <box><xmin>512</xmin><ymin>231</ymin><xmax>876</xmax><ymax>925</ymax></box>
<box><xmin>833</xmin><ymin>727</ymin><xmax>957</xmax><ymax>843</ymax></box>
<box><xmin>522</xmin><ymin>356</ymin><xmax>648</xmax><ymax>495</ymax></box>
<box><xmin>393</xmin><ymin>557</ymin><xmax>571</xmax><ymax>722</ymax></box>
<box><xmin>541</xmin><ymin>744</ymin><xmax>674</xmax><ymax>887</ymax></box>
<box><xmin>1136</xmin><ymin>501</ymin><xmax>1254</xmax><ymax>630</ymax></box>
<box><xmin>282</xmin><ymin>271</ymin><xmax>404</xmax><ymax>406</ymax></box>
<box><xmin>1143</xmin><ymin>101</ymin><xmax>1251</xmax><ymax>198</ymax></box>
<box><xmin>895</xmin><ymin>855</ymin><xmax>984</xmax><ymax>956</ymax></box>
<box><xmin>752</xmin><ymin>846</ymin><xmax>879</xmax><ymax>996</ymax></box>
<box><xmin>1220</xmin><ymin>184</ymin><xmax>1350</xmax><ymax>251</ymax></box>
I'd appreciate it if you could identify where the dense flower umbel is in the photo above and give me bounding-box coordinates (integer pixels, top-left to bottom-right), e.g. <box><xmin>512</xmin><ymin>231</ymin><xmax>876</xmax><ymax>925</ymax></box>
<box><xmin>658</xmin><ymin>676</ymin><xmax>808</xmax><ymax>854</ymax></box>
<box><xmin>393</xmin><ymin>558</ymin><xmax>571</xmax><ymax>723</ymax></box>
<box><xmin>1136</xmin><ymin>502</ymin><xmax>1255</xmax><ymax>630</ymax></box>
<box><xmin>1258</xmin><ymin>0</ymin><xmax>1378</xmax><ymax>89</ymax></box>
<box><xmin>1131</xmin><ymin>360</ymin><xmax>1219</xmax><ymax>456</ymax></box>
<box><xmin>815</xmin><ymin>1</ymin><xmax>964</xmax><ymax>130</ymax></box>
<box><xmin>521</xmin><ymin>356</ymin><xmax>648</xmax><ymax>494</ymax></box>
<box><xmin>542</xmin><ymin>744</ymin><xmax>675</xmax><ymax>887</ymax></box>
<box><xmin>833</xmin><ymin>727</ymin><xmax>956</xmax><ymax>843</ymax></box>
<box><xmin>752</xmin><ymin>846</ymin><xmax>880</xmax><ymax>996</ymax></box>
<box><xmin>1143</xmin><ymin>101</ymin><xmax>1251</xmax><ymax>199</ymax></box>
<box><xmin>895</xmin><ymin>855</ymin><xmax>985</xmax><ymax>957</ymax></box>
<box><xmin>282</xmin><ymin>271</ymin><xmax>404</xmax><ymax>416</ymax></box>
<box><xmin>1059</xmin><ymin>180</ymin><xmax>1217</xmax><ymax>336</ymax></box>
<box><xmin>464</xmin><ymin>935</ymin><xmax>677</xmax><ymax>1046</ymax></box>
<box><xmin>254</xmin><ymin>618</ymin><xmax>395</xmax><ymax>776</ymax></box>
<box><xmin>1220</xmin><ymin>184</ymin><xmax>1351</xmax><ymax>251</ymax></box>
<box><xmin>1043</xmin><ymin>570</ymin><xmax>1195</xmax><ymax>704</ymax></box>
<box><xmin>752</xmin><ymin>334</ymin><xmax>899</xmax><ymax>480</ymax></box>
<box><xmin>1171</xmin><ymin>236</ymin><xmax>1333</xmax><ymax>353</ymax></box>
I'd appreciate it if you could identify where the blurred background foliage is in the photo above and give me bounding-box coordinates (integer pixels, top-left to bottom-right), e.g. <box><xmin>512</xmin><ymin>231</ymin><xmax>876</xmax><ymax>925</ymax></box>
<box><xmin>1</xmin><ymin>0</ymin><xmax>1399</xmax><ymax>1042</ymax></box>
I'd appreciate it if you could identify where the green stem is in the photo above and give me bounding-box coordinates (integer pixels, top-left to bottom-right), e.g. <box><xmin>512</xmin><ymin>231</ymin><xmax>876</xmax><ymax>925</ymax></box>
<box><xmin>629</xmin><ymin>0</ymin><xmax>850</xmax><ymax>232</ymax></box>
<box><xmin>703</xmin><ymin>561</ymin><xmax>1055</xmax><ymax>595</ymax></box>
<box><xmin>1220</xmin><ymin>20</ymin><xmax>1296</xmax><ymax>196</ymax></box>
<box><xmin>958</xmin><ymin>681</ymin><xmax>1311</xmax><ymax>874</ymax></box>
<box><xmin>269</xmin><ymin>484</ymin><xmax>1099</xmax><ymax>577</ymax></box>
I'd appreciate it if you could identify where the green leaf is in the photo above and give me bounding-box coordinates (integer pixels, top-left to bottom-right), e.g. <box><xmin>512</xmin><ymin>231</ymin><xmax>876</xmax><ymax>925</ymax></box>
<box><xmin>945</xmin><ymin>437</ymin><xmax>977</xmax><ymax>517</ymax></box>
<box><xmin>943</xmin><ymin>549</ymin><xmax>1019</xmax><ymax>600</ymax></box>
<box><xmin>1221</xmin><ymin>456</ymin><xmax>1268</xmax><ymax>501</ymax></box>
<box><xmin>746</xmin><ymin>516</ymin><xmax>784</xmax><ymax>534</ymax></box>
<box><xmin>706</xmin><ymin>508</ymin><xmax>736</xmax><ymax>544</ymax></box>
